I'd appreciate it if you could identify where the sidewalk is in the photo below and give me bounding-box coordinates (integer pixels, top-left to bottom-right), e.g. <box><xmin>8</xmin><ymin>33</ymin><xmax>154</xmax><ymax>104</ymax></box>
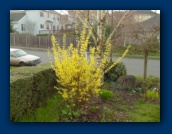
<box><xmin>10</xmin><ymin>46</ymin><xmax>48</xmax><ymax>51</ymax></box>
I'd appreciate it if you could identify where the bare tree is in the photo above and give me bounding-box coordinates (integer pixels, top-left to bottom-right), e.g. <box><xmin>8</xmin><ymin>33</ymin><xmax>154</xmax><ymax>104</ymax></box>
<box><xmin>109</xmin><ymin>10</ymin><xmax>160</xmax><ymax>80</ymax></box>
<box><xmin>135</xmin><ymin>25</ymin><xmax>160</xmax><ymax>79</ymax></box>
<box><xmin>75</xmin><ymin>10</ymin><xmax>131</xmax><ymax>57</ymax></box>
<box><xmin>25</xmin><ymin>20</ymin><xmax>36</xmax><ymax>34</ymax></box>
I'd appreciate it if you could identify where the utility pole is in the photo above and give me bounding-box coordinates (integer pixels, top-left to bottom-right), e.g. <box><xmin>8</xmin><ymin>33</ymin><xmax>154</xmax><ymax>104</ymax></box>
<box><xmin>87</xmin><ymin>10</ymin><xmax>89</xmax><ymax>22</ymax></box>
<box><xmin>110</xmin><ymin>10</ymin><xmax>113</xmax><ymax>62</ymax></box>
<box><xmin>97</xmin><ymin>10</ymin><xmax>100</xmax><ymax>42</ymax></box>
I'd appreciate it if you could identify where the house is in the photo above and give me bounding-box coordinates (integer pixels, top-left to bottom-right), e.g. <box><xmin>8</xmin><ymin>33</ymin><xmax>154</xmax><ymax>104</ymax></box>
<box><xmin>10</xmin><ymin>10</ymin><xmax>61</xmax><ymax>35</ymax></box>
<box><xmin>68</xmin><ymin>10</ymin><xmax>97</xmax><ymax>25</ymax></box>
<box><xmin>132</xmin><ymin>10</ymin><xmax>158</xmax><ymax>22</ymax></box>
<box><xmin>60</xmin><ymin>14</ymin><xmax>76</xmax><ymax>31</ymax></box>
<box><xmin>109</xmin><ymin>10</ymin><xmax>160</xmax><ymax>45</ymax></box>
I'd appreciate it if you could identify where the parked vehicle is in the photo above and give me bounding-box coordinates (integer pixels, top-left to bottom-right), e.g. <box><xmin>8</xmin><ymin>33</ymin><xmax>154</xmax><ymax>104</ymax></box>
<box><xmin>10</xmin><ymin>48</ymin><xmax>41</xmax><ymax>66</ymax></box>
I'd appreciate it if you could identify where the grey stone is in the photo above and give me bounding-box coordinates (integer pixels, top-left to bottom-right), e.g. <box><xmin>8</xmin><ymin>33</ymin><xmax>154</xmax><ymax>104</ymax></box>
<box><xmin>117</xmin><ymin>75</ymin><xmax>137</xmax><ymax>90</ymax></box>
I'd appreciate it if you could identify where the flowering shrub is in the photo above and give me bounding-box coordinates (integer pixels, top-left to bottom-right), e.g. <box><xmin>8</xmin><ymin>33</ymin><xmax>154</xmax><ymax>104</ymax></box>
<box><xmin>48</xmin><ymin>21</ymin><xmax>130</xmax><ymax>108</ymax></box>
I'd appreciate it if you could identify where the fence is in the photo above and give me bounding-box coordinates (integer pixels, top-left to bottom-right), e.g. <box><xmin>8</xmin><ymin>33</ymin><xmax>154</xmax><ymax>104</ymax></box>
<box><xmin>39</xmin><ymin>29</ymin><xmax>75</xmax><ymax>34</ymax></box>
<box><xmin>10</xmin><ymin>33</ymin><xmax>77</xmax><ymax>49</ymax></box>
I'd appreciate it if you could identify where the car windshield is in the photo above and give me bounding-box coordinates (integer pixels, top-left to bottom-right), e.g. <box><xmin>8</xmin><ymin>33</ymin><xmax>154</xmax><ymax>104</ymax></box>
<box><xmin>13</xmin><ymin>50</ymin><xmax>27</xmax><ymax>57</ymax></box>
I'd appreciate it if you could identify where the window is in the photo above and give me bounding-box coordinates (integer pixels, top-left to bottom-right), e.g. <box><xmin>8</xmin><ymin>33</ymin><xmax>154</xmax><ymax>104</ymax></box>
<box><xmin>46</xmin><ymin>24</ymin><xmax>49</xmax><ymax>30</ymax></box>
<box><xmin>21</xmin><ymin>24</ymin><xmax>25</xmax><ymax>31</ymax></box>
<box><xmin>53</xmin><ymin>25</ymin><xmax>55</xmax><ymax>30</ymax></box>
<box><xmin>10</xmin><ymin>52</ymin><xmax>15</xmax><ymax>57</ymax></box>
<box><xmin>40</xmin><ymin>11</ymin><xmax>44</xmax><ymax>17</ymax></box>
<box><xmin>40</xmin><ymin>24</ymin><xmax>44</xmax><ymax>29</ymax></box>
<box><xmin>13</xmin><ymin>50</ymin><xmax>27</xmax><ymax>57</ymax></box>
<box><xmin>48</xmin><ymin>13</ymin><xmax>51</xmax><ymax>18</ymax></box>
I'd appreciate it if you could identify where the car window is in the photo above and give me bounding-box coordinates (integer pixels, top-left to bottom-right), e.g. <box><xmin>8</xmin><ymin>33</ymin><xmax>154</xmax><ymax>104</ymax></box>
<box><xmin>10</xmin><ymin>51</ymin><xmax>16</xmax><ymax>57</ymax></box>
<box><xmin>13</xmin><ymin>50</ymin><xmax>27</xmax><ymax>57</ymax></box>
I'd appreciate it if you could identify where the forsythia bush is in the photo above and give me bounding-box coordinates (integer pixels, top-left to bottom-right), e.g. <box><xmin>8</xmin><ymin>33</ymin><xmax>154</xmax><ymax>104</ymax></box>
<box><xmin>48</xmin><ymin>21</ymin><xmax>130</xmax><ymax>108</ymax></box>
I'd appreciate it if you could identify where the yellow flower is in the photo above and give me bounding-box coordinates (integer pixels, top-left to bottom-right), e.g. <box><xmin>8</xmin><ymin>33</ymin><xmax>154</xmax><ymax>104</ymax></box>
<box><xmin>49</xmin><ymin>20</ymin><xmax>130</xmax><ymax>108</ymax></box>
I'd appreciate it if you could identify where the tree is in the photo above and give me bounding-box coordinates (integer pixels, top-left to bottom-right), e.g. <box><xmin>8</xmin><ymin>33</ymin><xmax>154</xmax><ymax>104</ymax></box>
<box><xmin>134</xmin><ymin>25</ymin><xmax>160</xmax><ymax>80</ymax></box>
<box><xmin>25</xmin><ymin>20</ymin><xmax>36</xmax><ymax>34</ymax></box>
<box><xmin>75</xmin><ymin>10</ymin><xmax>131</xmax><ymax>61</ymax></box>
<box><xmin>110</xmin><ymin>11</ymin><xmax>160</xmax><ymax>80</ymax></box>
<box><xmin>10</xmin><ymin>21</ymin><xmax>16</xmax><ymax>33</ymax></box>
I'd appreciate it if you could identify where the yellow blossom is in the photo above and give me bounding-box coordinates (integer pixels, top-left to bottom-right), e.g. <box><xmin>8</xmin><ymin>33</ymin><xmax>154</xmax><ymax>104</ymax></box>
<box><xmin>48</xmin><ymin>20</ymin><xmax>130</xmax><ymax>108</ymax></box>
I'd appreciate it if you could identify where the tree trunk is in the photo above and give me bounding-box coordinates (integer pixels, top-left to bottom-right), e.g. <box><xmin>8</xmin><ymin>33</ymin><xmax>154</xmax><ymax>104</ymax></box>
<box><xmin>143</xmin><ymin>51</ymin><xmax>148</xmax><ymax>80</ymax></box>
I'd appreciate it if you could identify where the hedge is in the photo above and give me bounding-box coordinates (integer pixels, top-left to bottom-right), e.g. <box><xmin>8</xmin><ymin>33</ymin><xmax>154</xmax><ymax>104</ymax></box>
<box><xmin>10</xmin><ymin>64</ymin><xmax>59</xmax><ymax>121</ymax></box>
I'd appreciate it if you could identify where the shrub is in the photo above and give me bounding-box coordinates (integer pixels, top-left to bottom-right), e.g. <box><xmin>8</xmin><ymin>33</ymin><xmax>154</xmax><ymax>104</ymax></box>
<box><xmin>136</xmin><ymin>76</ymin><xmax>160</xmax><ymax>92</ymax></box>
<box><xmin>49</xmin><ymin>20</ymin><xmax>130</xmax><ymax>109</ymax></box>
<box><xmin>99</xmin><ymin>89</ymin><xmax>113</xmax><ymax>100</ymax></box>
<box><xmin>104</xmin><ymin>62</ymin><xmax>127</xmax><ymax>82</ymax></box>
<box><xmin>144</xmin><ymin>89</ymin><xmax>160</xmax><ymax>100</ymax></box>
<box><xmin>10</xmin><ymin>64</ymin><xmax>59</xmax><ymax>121</ymax></box>
<box><xmin>49</xmin><ymin>27</ymin><xmax>103</xmax><ymax>108</ymax></box>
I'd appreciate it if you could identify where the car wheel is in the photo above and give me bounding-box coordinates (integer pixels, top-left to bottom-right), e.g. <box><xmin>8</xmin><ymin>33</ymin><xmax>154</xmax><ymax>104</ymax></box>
<box><xmin>19</xmin><ymin>62</ymin><xmax>26</xmax><ymax>67</ymax></box>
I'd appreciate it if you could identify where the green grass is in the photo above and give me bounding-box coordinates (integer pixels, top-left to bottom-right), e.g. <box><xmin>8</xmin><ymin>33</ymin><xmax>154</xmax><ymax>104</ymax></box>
<box><xmin>17</xmin><ymin>88</ymin><xmax>160</xmax><ymax>122</ymax></box>
<box><xmin>127</xmin><ymin>101</ymin><xmax>160</xmax><ymax>122</ymax></box>
<box><xmin>113</xmin><ymin>46</ymin><xmax>160</xmax><ymax>60</ymax></box>
<box><xmin>10</xmin><ymin>64</ymin><xmax>52</xmax><ymax>83</ymax></box>
<box><xmin>10</xmin><ymin>66</ymin><xmax>17</xmax><ymax>69</ymax></box>
<box><xmin>18</xmin><ymin>93</ymin><xmax>63</xmax><ymax>122</ymax></box>
<box><xmin>113</xmin><ymin>53</ymin><xmax>160</xmax><ymax>60</ymax></box>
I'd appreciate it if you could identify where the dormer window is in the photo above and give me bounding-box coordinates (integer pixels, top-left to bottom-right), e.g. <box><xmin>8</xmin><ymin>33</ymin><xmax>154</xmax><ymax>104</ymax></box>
<box><xmin>48</xmin><ymin>13</ymin><xmax>51</xmax><ymax>18</ymax></box>
<box><xmin>40</xmin><ymin>11</ymin><xmax>44</xmax><ymax>17</ymax></box>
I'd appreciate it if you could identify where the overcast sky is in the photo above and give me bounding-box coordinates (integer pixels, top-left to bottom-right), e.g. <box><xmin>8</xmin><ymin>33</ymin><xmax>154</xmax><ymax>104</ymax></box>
<box><xmin>55</xmin><ymin>10</ymin><xmax>160</xmax><ymax>14</ymax></box>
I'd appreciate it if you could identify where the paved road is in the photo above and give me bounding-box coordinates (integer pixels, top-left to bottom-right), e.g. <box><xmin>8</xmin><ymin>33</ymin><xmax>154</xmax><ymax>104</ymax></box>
<box><xmin>24</xmin><ymin>49</ymin><xmax>160</xmax><ymax>77</ymax></box>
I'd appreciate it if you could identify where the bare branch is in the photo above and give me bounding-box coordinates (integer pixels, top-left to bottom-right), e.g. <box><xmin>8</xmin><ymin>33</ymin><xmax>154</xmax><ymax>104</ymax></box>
<box><xmin>105</xmin><ymin>10</ymin><xmax>130</xmax><ymax>46</ymax></box>
<box><xmin>76</xmin><ymin>11</ymin><xmax>98</xmax><ymax>46</ymax></box>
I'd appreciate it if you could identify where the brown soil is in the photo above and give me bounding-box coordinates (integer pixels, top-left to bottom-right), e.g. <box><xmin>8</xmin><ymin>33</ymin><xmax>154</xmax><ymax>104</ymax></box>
<box><xmin>72</xmin><ymin>89</ymin><xmax>158</xmax><ymax>122</ymax></box>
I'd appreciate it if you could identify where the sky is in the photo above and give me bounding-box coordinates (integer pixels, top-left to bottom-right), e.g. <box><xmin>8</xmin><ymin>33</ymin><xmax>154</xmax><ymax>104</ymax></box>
<box><xmin>55</xmin><ymin>10</ymin><xmax>160</xmax><ymax>14</ymax></box>
<box><xmin>12</xmin><ymin>10</ymin><xmax>160</xmax><ymax>15</ymax></box>
<box><xmin>151</xmin><ymin>10</ymin><xmax>160</xmax><ymax>14</ymax></box>
<box><xmin>55</xmin><ymin>10</ymin><xmax>68</xmax><ymax>14</ymax></box>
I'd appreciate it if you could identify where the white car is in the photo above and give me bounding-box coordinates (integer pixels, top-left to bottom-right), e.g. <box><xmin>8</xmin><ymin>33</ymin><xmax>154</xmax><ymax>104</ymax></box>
<box><xmin>10</xmin><ymin>48</ymin><xmax>41</xmax><ymax>66</ymax></box>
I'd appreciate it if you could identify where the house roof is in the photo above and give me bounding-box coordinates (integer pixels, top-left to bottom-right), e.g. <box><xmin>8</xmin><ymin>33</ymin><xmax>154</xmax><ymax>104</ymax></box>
<box><xmin>140</xmin><ymin>14</ymin><xmax>160</xmax><ymax>29</ymax></box>
<box><xmin>46</xmin><ymin>20</ymin><xmax>53</xmax><ymax>23</ymax></box>
<box><xmin>10</xmin><ymin>12</ymin><xmax>26</xmax><ymax>21</ymax></box>
<box><xmin>45</xmin><ymin>10</ymin><xmax>60</xmax><ymax>15</ymax></box>
<box><xmin>134</xmin><ymin>10</ymin><xmax>158</xmax><ymax>15</ymax></box>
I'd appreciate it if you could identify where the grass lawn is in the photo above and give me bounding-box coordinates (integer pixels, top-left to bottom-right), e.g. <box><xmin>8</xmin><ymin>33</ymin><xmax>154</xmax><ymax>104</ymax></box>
<box><xmin>113</xmin><ymin>46</ymin><xmax>160</xmax><ymax>60</ymax></box>
<box><xmin>17</xmin><ymin>89</ymin><xmax>160</xmax><ymax>122</ymax></box>
<box><xmin>18</xmin><ymin>94</ymin><xmax>62</xmax><ymax>122</ymax></box>
<box><xmin>113</xmin><ymin>53</ymin><xmax>160</xmax><ymax>60</ymax></box>
<box><xmin>128</xmin><ymin>101</ymin><xmax>160</xmax><ymax>122</ymax></box>
<box><xmin>10</xmin><ymin>66</ymin><xmax>17</xmax><ymax>69</ymax></box>
<box><xmin>11</xmin><ymin>64</ymin><xmax>160</xmax><ymax>122</ymax></box>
